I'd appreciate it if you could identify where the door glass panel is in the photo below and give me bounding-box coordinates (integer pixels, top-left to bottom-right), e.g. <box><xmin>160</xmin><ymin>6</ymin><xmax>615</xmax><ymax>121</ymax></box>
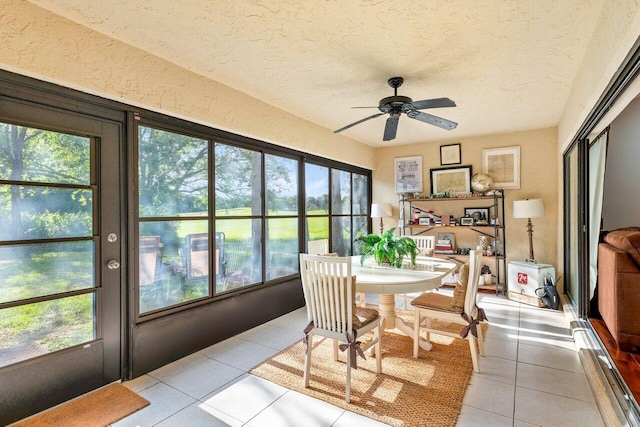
<box><xmin>138</xmin><ymin>126</ymin><xmax>208</xmax><ymax>217</ymax></box>
<box><xmin>306</xmin><ymin>163</ymin><xmax>328</xmax><ymax>215</ymax></box>
<box><xmin>265</xmin><ymin>154</ymin><xmax>298</xmax><ymax>215</ymax></box>
<box><xmin>0</xmin><ymin>242</ymin><xmax>94</xmax><ymax>303</ymax></box>
<box><xmin>216</xmin><ymin>219</ymin><xmax>262</xmax><ymax>290</ymax></box>
<box><xmin>0</xmin><ymin>293</ymin><xmax>95</xmax><ymax>368</ymax></box>
<box><xmin>139</xmin><ymin>220</ymin><xmax>210</xmax><ymax>313</ymax></box>
<box><xmin>266</xmin><ymin>218</ymin><xmax>299</xmax><ymax>280</ymax></box>
<box><xmin>566</xmin><ymin>146</ymin><xmax>580</xmax><ymax>304</ymax></box>
<box><xmin>215</xmin><ymin>143</ymin><xmax>262</xmax><ymax>216</ymax></box>
<box><xmin>0</xmin><ymin>185</ymin><xmax>92</xmax><ymax>240</ymax></box>
<box><xmin>0</xmin><ymin>123</ymin><xmax>90</xmax><ymax>185</ymax></box>
<box><xmin>0</xmin><ymin>121</ymin><xmax>98</xmax><ymax>368</ymax></box>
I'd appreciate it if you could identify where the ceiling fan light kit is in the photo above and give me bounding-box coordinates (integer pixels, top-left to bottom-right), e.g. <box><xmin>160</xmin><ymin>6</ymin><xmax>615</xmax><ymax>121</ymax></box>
<box><xmin>334</xmin><ymin>77</ymin><xmax>458</xmax><ymax>141</ymax></box>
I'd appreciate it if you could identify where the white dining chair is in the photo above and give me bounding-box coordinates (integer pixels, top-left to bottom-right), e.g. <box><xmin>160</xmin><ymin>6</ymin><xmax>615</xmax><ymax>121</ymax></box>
<box><xmin>398</xmin><ymin>235</ymin><xmax>437</xmax><ymax>308</ymax></box>
<box><xmin>407</xmin><ymin>235</ymin><xmax>435</xmax><ymax>256</ymax></box>
<box><xmin>299</xmin><ymin>253</ymin><xmax>382</xmax><ymax>403</ymax></box>
<box><xmin>306</xmin><ymin>238</ymin><xmax>366</xmax><ymax>307</ymax></box>
<box><xmin>410</xmin><ymin>249</ymin><xmax>486</xmax><ymax>372</ymax></box>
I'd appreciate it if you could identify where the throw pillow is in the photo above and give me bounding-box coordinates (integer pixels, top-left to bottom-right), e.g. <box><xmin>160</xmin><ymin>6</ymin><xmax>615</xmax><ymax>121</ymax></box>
<box><xmin>451</xmin><ymin>263</ymin><xmax>469</xmax><ymax>309</ymax></box>
<box><xmin>603</xmin><ymin>228</ymin><xmax>640</xmax><ymax>267</ymax></box>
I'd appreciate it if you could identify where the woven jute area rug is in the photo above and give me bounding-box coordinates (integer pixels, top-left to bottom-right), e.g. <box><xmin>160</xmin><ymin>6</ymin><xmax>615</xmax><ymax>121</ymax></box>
<box><xmin>13</xmin><ymin>383</ymin><xmax>149</xmax><ymax>427</ymax></box>
<box><xmin>250</xmin><ymin>311</ymin><xmax>487</xmax><ymax>427</ymax></box>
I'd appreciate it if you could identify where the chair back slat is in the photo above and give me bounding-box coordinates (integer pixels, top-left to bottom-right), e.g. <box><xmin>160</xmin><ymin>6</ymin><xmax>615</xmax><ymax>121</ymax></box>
<box><xmin>300</xmin><ymin>253</ymin><xmax>353</xmax><ymax>334</ymax></box>
<box><xmin>464</xmin><ymin>249</ymin><xmax>483</xmax><ymax>316</ymax></box>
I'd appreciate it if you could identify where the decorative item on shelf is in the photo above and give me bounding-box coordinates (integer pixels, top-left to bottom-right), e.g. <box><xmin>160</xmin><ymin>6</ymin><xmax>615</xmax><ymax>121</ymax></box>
<box><xmin>513</xmin><ymin>198</ymin><xmax>545</xmax><ymax>262</ymax></box>
<box><xmin>435</xmin><ymin>232</ymin><xmax>456</xmax><ymax>254</ymax></box>
<box><xmin>371</xmin><ymin>203</ymin><xmax>393</xmax><ymax>234</ymax></box>
<box><xmin>354</xmin><ymin>227</ymin><xmax>418</xmax><ymax>268</ymax></box>
<box><xmin>464</xmin><ymin>207</ymin><xmax>490</xmax><ymax>225</ymax></box>
<box><xmin>493</xmin><ymin>239</ymin><xmax>504</xmax><ymax>257</ymax></box>
<box><xmin>481</xmin><ymin>265</ymin><xmax>493</xmax><ymax>285</ymax></box>
<box><xmin>471</xmin><ymin>172</ymin><xmax>494</xmax><ymax>194</ymax></box>
<box><xmin>460</xmin><ymin>216</ymin><xmax>474</xmax><ymax>226</ymax></box>
<box><xmin>478</xmin><ymin>236</ymin><xmax>493</xmax><ymax>256</ymax></box>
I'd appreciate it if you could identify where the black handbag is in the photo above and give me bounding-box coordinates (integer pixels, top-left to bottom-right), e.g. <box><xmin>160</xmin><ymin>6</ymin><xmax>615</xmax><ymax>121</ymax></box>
<box><xmin>536</xmin><ymin>275</ymin><xmax>559</xmax><ymax>310</ymax></box>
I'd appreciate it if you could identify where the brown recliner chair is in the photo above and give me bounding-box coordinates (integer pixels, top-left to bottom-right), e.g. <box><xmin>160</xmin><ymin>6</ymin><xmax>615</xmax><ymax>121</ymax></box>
<box><xmin>597</xmin><ymin>227</ymin><xmax>640</xmax><ymax>351</ymax></box>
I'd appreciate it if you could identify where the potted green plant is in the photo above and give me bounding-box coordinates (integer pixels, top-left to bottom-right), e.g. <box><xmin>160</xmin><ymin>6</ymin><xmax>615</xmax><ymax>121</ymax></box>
<box><xmin>354</xmin><ymin>227</ymin><xmax>419</xmax><ymax>268</ymax></box>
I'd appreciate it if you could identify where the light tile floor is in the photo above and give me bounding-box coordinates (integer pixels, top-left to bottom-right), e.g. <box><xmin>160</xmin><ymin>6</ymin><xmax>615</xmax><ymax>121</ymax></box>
<box><xmin>114</xmin><ymin>293</ymin><xmax>605</xmax><ymax>426</ymax></box>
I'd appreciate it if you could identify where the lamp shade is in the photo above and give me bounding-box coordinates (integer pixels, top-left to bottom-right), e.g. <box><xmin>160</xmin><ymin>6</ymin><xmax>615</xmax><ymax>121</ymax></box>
<box><xmin>513</xmin><ymin>199</ymin><xmax>544</xmax><ymax>218</ymax></box>
<box><xmin>370</xmin><ymin>203</ymin><xmax>393</xmax><ymax>218</ymax></box>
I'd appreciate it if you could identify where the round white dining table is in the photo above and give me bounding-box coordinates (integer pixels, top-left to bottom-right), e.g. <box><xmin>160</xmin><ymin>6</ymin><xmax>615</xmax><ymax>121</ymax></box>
<box><xmin>350</xmin><ymin>255</ymin><xmax>457</xmax><ymax>351</ymax></box>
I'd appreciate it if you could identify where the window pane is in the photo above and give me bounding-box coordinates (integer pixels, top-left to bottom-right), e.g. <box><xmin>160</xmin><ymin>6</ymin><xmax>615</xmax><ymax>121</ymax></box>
<box><xmin>215</xmin><ymin>143</ymin><xmax>262</xmax><ymax>216</ymax></box>
<box><xmin>0</xmin><ymin>123</ymin><xmax>90</xmax><ymax>185</ymax></box>
<box><xmin>0</xmin><ymin>294</ymin><xmax>95</xmax><ymax>368</ymax></box>
<box><xmin>352</xmin><ymin>216</ymin><xmax>368</xmax><ymax>256</ymax></box>
<box><xmin>306</xmin><ymin>216</ymin><xmax>329</xmax><ymax>244</ymax></box>
<box><xmin>331</xmin><ymin>216</ymin><xmax>352</xmax><ymax>256</ymax></box>
<box><xmin>353</xmin><ymin>173</ymin><xmax>369</xmax><ymax>216</ymax></box>
<box><xmin>266</xmin><ymin>218</ymin><xmax>299</xmax><ymax>280</ymax></box>
<box><xmin>331</xmin><ymin>169</ymin><xmax>351</xmax><ymax>215</ymax></box>
<box><xmin>266</xmin><ymin>154</ymin><xmax>298</xmax><ymax>216</ymax></box>
<box><xmin>139</xmin><ymin>220</ymin><xmax>211</xmax><ymax>314</ymax></box>
<box><xmin>0</xmin><ymin>185</ymin><xmax>92</xmax><ymax>240</ymax></box>
<box><xmin>216</xmin><ymin>219</ymin><xmax>262</xmax><ymax>290</ymax></box>
<box><xmin>305</xmin><ymin>163</ymin><xmax>328</xmax><ymax>215</ymax></box>
<box><xmin>0</xmin><ymin>242</ymin><xmax>94</xmax><ymax>304</ymax></box>
<box><xmin>138</xmin><ymin>126</ymin><xmax>208</xmax><ymax>218</ymax></box>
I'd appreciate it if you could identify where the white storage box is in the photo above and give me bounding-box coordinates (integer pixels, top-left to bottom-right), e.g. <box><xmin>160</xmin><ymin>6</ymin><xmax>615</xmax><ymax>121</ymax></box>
<box><xmin>508</xmin><ymin>261</ymin><xmax>555</xmax><ymax>307</ymax></box>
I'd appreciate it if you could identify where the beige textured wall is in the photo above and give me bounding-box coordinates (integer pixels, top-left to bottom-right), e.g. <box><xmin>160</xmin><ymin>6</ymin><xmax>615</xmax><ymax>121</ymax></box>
<box><xmin>373</xmin><ymin>128</ymin><xmax>559</xmax><ymax>272</ymax></box>
<box><xmin>556</xmin><ymin>1</ymin><xmax>640</xmax><ymax>290</ymax></box>
<box><xmin>0</xmin><ymin>0</ymin><xmax>374</xmax><ymax>168</ymax></box>
<box><xmin>559</xmin><ymin>0</ymin><xmax>640</xmax><ymax>151</ymax></box>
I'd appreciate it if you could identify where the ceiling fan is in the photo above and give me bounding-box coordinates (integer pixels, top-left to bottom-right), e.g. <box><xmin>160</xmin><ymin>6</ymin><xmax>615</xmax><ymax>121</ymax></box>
<box><xmin>334</xmin><ymin>77</ymin><xmax>458</xmax><ymax>141</ymax></box>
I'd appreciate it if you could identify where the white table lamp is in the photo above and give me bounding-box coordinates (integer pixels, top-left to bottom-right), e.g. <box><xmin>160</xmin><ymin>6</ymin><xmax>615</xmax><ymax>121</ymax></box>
<box><xmin>513</xmin><ymin>198</ymin><xmax>545</xmax><ymax>262</ymax></box>
<box><xmin>371</xmin><ymin>203</ymin><xmax>393</xmax><ymax>234</ymax></box>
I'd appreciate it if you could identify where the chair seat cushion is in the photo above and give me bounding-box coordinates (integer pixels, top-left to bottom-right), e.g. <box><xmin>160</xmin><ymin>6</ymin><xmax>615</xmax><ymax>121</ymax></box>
<box><xmin>411</xmin><ymin>292</ymin><xmax>463</xmax><ymax>314</ymax></box>
<box><xmin>354</xmin><ymin>307</ymin><xmax>379</xmax><ymax>329</ymax></box>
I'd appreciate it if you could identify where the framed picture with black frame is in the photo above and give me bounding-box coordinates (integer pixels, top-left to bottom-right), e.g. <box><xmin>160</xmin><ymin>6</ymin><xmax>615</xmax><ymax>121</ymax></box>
<box><xmin>464</xmin><ymin>207</ymin><xmax>490</xmax><ymax>224</ymax></box>
<box><xmin>429</xmin><ymin>165</ymin><xmax>472</xmax><ymax>195</ymax></box>
<box><xmin>440</xmin><ymin>143</ymin><xmax>461</xmax><ymax>165</ymax></box>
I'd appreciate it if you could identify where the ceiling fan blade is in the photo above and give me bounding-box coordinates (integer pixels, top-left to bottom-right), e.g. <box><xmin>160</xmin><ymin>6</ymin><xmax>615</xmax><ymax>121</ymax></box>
<box><xmin>334</xmin><ymin>113</ymin><xmax>385</xmax><ymax>134</ymax></box>
<box><xmin>406</xmin><ymin>110</ymin><xmax>458</xmax><ymax>130</ymax></box>
<box><xmin>409</xmin><ymin>97</ymin><xmax>456</xmax><ymax>110</ymax></box>
<box><xmin>383</xmin><ymin>114</ymin><xmax>400</xmax><ymax>141</ymax></box>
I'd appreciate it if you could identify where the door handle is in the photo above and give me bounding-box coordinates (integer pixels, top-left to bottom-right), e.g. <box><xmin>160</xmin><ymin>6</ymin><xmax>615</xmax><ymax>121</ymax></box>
<box><xmin>107</xmin><ymin>260</ymin><xmax>120</xmax><ymax>270</ymax></box>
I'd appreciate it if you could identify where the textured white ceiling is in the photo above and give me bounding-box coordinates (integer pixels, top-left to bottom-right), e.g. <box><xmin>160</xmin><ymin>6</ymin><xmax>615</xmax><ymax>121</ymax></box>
<box><xmin>29</xmin><ymin>0</ymin><xmax>606</xmax><ymax>147</ymax></box>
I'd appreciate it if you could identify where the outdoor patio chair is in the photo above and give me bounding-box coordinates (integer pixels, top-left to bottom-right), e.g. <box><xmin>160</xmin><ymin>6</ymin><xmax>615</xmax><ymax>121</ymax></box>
<box><xmin>139</xmin><ymin>236</ymin><xmax>163</xmax><ymax>300</ymax></box>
